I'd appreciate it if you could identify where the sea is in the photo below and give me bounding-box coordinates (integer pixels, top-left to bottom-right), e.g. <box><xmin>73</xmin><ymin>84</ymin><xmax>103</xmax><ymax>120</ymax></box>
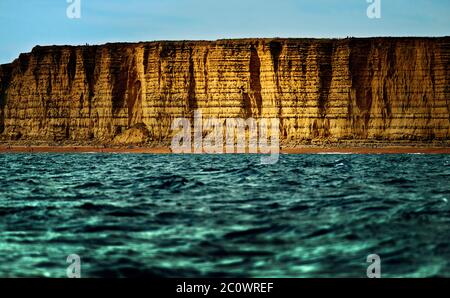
<box><xmin>0</xmin><ymin>153</ymin><xmax>449</xmax><ymax>277</ymax></box>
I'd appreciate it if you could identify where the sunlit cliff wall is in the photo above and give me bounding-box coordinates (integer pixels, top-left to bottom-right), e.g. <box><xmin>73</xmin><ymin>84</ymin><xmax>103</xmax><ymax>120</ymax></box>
<box><xmin>0</xmin><ymin>38</ymin><xmax>448</xmax><ymax>145</ymax></box>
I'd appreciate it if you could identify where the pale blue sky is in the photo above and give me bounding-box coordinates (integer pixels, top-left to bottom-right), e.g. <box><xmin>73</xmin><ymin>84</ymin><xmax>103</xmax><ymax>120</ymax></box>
<box><xmin>0</xmin><ymin>0</ymin><xmax>449</xmax><ymax>64</ymax></box>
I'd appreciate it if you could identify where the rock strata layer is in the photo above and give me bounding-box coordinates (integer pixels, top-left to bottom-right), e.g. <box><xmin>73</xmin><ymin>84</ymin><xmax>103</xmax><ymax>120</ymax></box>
<box><xmin>0</xmin><ymin>38</ymin><xmax>448</xmax><ymax>146</ymax></box>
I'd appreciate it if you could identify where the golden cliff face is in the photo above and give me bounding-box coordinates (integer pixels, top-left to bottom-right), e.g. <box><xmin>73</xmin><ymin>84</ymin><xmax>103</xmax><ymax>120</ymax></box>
<box><xmin>0</xmin><ymin>38</ymin><xmax>449</xmax><ymax>146</ymax></box>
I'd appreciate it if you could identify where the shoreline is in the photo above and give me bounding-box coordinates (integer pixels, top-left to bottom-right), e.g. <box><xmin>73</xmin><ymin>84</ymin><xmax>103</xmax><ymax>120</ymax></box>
<box><xmin>1</xmin><ymin>146</ymin><xmax>450</xmax><ymax>154</ymax></box>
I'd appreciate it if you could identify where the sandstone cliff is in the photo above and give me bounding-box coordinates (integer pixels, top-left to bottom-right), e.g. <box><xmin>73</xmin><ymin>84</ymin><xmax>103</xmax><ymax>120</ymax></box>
<box><xmin>0</xmin><ymin>38</ymin><xmax>449</xmax><ymax>146</ymax></box>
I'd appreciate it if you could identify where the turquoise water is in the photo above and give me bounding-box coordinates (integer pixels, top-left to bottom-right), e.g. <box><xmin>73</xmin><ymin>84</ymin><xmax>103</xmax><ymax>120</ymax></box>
<box><xmin>0</xmin><ymin>153</ymin><xmax>449</xmax><ymax>277</ymax></box>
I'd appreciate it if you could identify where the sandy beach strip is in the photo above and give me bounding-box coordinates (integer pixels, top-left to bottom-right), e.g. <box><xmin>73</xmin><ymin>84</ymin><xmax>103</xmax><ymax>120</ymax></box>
<box><xmin>281</xmin><ymin>147</ymin><xmax>450</xmax><ymax>154</ymax></box>
<box><xmin>1</xmin><ymin>146</ymin><xmax>450</xmax><ymax>154</ymax></box>
<box><xmin>0</xmin><ymin>146</ymin><xmax>172</xmax><ymax>154</ymax></box>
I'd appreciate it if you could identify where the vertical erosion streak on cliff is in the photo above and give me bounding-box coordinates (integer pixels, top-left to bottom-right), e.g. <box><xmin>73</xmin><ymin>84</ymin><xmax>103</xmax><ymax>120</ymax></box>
<box><xmin>31</xmin><ymin>48</ymin><xmax>52</xmax><ymax>137</ymax></box>
<box><xmin>126</xmin><ymin>56</ymin><xmax>141</xmax><ymax>127</ymax></box>
<box><xmin>188</xmin><ymin>48</ymin><xmax>197</xmax><ymax>113</ymax></box>
<box><xmin>157</xmin><ymin>43</ymin><xmax>176</xmax><ymax>136</ymax></box>
<box><xmin>32</xmin><ymin>51</ymin><xmax>42</xmax><ymax>90</ymax></box>
<box><xmin>0</xmin><ymin>65</ymin><xmax>11</xmax><ymax>134</ymax></box>
<box><xmin>0</xmin><ymin>92</ymin><xmax>3</xmax><ymax>134</ymax></box>
<box><xmin>443</xmin><ymin>40</ymin><xmax>450</xmax><ymax>123</ymax></box>
<box><xmin>203</xmin><ymin>48</ymin><xmax>209</xmax><ymax>96</ymax></box>
<box><xmin>269</xmin><ymin>40</ymin><xmax>283</xmax><ymax>137</ymax></box>
<box><xmin>82</xmin><ymin>46</ymin><xmax>98</xmax><ymax>117</ymax></box>
<box><xmin>108</xmin><ymin>48</ymin><xmax>145</xmax><ymax>132</ymax></box>
<box><xmin>381</xmin><ymin>42</ymin><xmax>396</xmax><ymax>123</ymax></box>
<box><xmin>270</xmin><ymin>41</ymin><xmax>282</xmax><ymax>93</ymax></box>
<box><xmin>349</xmin><ymin>40</ymin><xmax>374</xmax><ymax>136</ymax></box>
<box><xmin>110</xmin><ymin>48</ymin><xmax>128</xmax><ymax>119</ymax></box>
<box><xmin>18</xmin><ymin>53</ymin><xmax>30</xmax><ymax>75</ymax></box>
<box><xmin>68</xmin><ymin>48</ymin><xmax>77</xmax><ymax>90</ymax></box>
<box><xmin>318</xmin><ymin>42</ymin><xmax>334</xmax><ymax>118</ymax></box>
<box><xmin>143</xmin><ymin>45</ymin><xmax>150</xmax><ymax>75</ymax></box>
<box><xmin>270</xmin><ymin>41</ymin><xmax>282</xmax><ymax>78</ymax></box>
<box><xmin>249</xmin><ymin>45</ymin><xmax>263</xmax><ymax>117</ymax></box>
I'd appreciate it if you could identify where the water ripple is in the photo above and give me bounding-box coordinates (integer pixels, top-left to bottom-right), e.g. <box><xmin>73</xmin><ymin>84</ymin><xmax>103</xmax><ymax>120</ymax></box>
<box><xmin>0</xmin><ymin>153</ymin><xmax>449</xmax><ymax>277</ymax></box>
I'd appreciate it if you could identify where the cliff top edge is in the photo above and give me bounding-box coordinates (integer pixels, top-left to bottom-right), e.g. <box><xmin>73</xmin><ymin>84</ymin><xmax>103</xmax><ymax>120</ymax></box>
<box><xmin>1</xmin><ymin>36</ymin><xmax>449</xmax><ymax>67</ymax></box>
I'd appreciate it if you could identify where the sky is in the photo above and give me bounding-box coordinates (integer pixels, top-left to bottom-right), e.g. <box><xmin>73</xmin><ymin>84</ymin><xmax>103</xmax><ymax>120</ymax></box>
<box><xmin>0</xmin><ymin>0</ymin><xmax>449</xmax><ymax>64</ymax></box>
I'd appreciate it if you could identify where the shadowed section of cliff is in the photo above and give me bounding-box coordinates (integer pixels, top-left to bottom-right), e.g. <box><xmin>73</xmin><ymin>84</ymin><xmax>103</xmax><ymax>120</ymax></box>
<box><xmin>0</xmin><ymin>37</ymin><xmax>449</xmax><ymax>146</ymax></box>
<box><xmin>0</xmin><ymin>63</ymin><xmax>12</xmax><ymax>135</ymax></box>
